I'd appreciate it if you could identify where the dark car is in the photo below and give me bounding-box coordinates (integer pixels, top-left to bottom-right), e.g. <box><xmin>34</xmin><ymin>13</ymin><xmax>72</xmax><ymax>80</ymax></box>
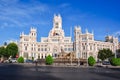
<box><xmin>102</xmin><ymin>61</ymin><xmax>111</xmax><ymax>65</ymax></box>
<box><xmin>25</xmin><ymin>59</ymin><xmax>33</xmax><ymax>63</ymax></box>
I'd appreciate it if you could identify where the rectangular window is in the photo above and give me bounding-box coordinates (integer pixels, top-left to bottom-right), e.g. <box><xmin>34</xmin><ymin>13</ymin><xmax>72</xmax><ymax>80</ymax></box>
<box><xmin>25</xmin><ymin>46</ymin><xmax>27</xmax><ymax>50</ymax></box>
<box><xmin>68</xmin><ymin>48</ymin><xmax>71</xmax><ymax>51</ymax></box>
<box><xmin>38</xmin><ymin>48</ymin><xmax>40</xmax><ymax>51</ymax></box>
<box><xmin>41</xmin><ymin>48</ymin><xmax>43</xmax><ymax>51</ymax></box>
<box><xmin>31</xmin><ymin>47</ymin><xmax>33</xmax><ymax>51</ymax></box>
<box><xmin>82</xmin><ymin>37</ymin><xmax>86</xmax><ymax>40</ymax></box>
<box><xmin>52</xmin><ymin>39</ymin><xmax>59</xmax><ymax>42</ymax></box>
<box><xmin>90</xmin><ymin>46</ymin><xmax>92</xmax><ymax>50</ymax></box>
<box><xmin>83</xmin><ymin>46</ymin><xmax>85</xmax><ymax>50</ymax></box>
<box><xmin>64</xmin><ymin>40</ymin><xmax>69</xmax><ymax>42</ymax></box>
<box><xmin>64</xmin><ymin>48</ymin><xmax>67</xmax><ymax>51</ymax></box>
<box><xmin>45</xmin><ymin>48</ymin><xmax>47</xmax><ymax>51</ymax></box>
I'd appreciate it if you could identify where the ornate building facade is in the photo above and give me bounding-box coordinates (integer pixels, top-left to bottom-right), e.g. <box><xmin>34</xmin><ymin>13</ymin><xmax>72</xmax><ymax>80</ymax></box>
<box><xmin>19</xmin><ymin>14</ymin><xmax>73</xmax><ymax>60</ymax></box>
<box><xmin>19</xmin><ymin>14</ymin><xmax>119</xmax><ymax>60</ymax></box>
<box><xmin>74</xmin><ymin>27</ymin><xmax>118</xmax><ymax>60</ymax></box>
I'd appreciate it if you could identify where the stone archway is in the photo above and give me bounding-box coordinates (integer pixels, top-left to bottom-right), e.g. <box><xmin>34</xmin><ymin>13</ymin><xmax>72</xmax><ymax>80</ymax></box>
<box><xmin>53</xmin><ymin>45</ymin><xmax>59</xmax><ymax>58</ymax></box>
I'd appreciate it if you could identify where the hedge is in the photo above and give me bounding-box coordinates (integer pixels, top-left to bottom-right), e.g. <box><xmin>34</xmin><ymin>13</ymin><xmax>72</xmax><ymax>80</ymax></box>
<box><xmin>45</xmin><ymin>55</ymin><xmax>53</xmax><ymax>65</ymax></box>
<box><xmin>17</xmin><ymin>56</ymin><xmax>24</xmax><ymax>63</ymax></box>
<box><xmin>88</xmin><ymin>56</ymin><xmax>96</xmax><ymax>66</ymax></box>
<box><xmin>110</xmin><ymin>58</ymin><xmax>120</xmax><ymax>66</ymax></box>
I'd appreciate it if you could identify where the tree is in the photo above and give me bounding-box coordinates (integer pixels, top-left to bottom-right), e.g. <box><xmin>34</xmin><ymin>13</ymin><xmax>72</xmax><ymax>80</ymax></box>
<box><xmin>110</xmin><ymin>58</ymin><xmax>120</xmax><ymax>66</ymax></box>
<box><xmin>32</xmin><ymin>57</ymin><xmax>34</xmax><ymax>61</ymax></box>
<box><xmin>98</xmin><ymin>48</ymin><xmax>113</xmax><ymax>61</ymax></box>
<box><xmin>0</xmin><ymin>47</ymin><xmax>6</xmax><ymax>57</ymax></box>
<box><xmin>6</xmin><ymin>43</ymin><xmax>18</xmax><ymax>58</ymax></box>
<box><xmin>45</xmin><ymin>55</ymin><xmax>53</xmax><ymax>65</ymax></box>
<box><xmin>88</xmin><ymin>56</ymin><xmax>96</xmax><ymax>66</ymax></box>
<box><xmin>17</xmin><ymin>57</ymin><xmax>24</xmax><ymax>63</ymax></box>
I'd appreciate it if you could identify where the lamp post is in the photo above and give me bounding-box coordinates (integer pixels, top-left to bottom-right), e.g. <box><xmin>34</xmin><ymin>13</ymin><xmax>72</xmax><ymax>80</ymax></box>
<box><xmin>87</xmin><ymin>53</ymin><xmax>88</xmax><ymax>67</ymax></box>
<box><xmin>70</xmin><ymin>52</ymin><xmax>72</xmax><ymax>66</ymax></box>
<box><xmin>115</xmin><ymin>50</ymin><xmax>117</xmax><ymax>58</ymax></box>
<box><xmin>77</xmin><ymin>52</ymin><xmax>80</xmax><ymax>67</ymax></box>
<box><xmin>78</xmin><ymin>58</ymin><xmax>80</xmax><ymax>66</ymax></box>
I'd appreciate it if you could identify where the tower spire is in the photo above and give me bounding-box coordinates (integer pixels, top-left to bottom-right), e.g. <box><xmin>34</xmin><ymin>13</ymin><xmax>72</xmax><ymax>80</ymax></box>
<box><xmin>92</xmin><ymin>30</ymin><xmax>94</xmax><ymax>34</ymax></box>
<box><xmin>70</xmin><ymin>27</ymin><xmax>72</xmax><ymax>41</ymax></box>
<box><xmin>86</xmin><ymin>28</ymin><xmax>88</xmax><ymax>34</ymax></box>
<box><xmin>53</xmin><ymin>14</ymin><xmax>62</xmax><ymax>29</ymax></box>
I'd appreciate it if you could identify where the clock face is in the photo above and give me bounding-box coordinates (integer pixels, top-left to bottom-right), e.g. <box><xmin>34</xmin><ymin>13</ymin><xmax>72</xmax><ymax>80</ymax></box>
<box><xmin>53</xmin><ymin>31</ymin><xmax>59</xmax><ymax>36</ymax></box>
<box><xmin>53</xmin><ymin>31</ymin><xmax>60</xmax><ymax>36</ymax></box>
<box><xmin>55</xmin><ymin>33</ymin><xmax>59</xmax><ymax>35</ymax></box>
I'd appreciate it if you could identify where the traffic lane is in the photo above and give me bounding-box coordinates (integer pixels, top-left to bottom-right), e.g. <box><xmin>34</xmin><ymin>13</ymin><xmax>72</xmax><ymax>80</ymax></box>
<box><xmin>0</xmin><ymin>64</ymin><xmax>120</xmax><ymax>80</ymax></box>
<box><xmin>0</xmin><ymin>65</ymin><xmax>62</xmax><ymax>80</ymax></box>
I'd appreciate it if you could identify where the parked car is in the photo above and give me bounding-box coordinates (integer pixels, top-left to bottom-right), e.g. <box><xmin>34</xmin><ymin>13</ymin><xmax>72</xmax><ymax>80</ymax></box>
<box><xmin>102</xmin><ymin>61</ymin><xmax>111</xmax><ymax>65</ymax></box>
<box><xmin>4</xmin><ymin>60</ymin><xmax>9</xmax><ymax>63</ymax></box>
<box><xmin>0</xmin><ymin>60</ymin><xmax>4</xmax><ymax>63</ymax></box>
<box><xmin>25</xmin><ymin>59</ymin><xmax>33</xmax><ymax>63</ymax></box>
<box><xmin>9</xmin><ymin>58</ymin><xmax>17</xmax><ymax>63</ymax></box>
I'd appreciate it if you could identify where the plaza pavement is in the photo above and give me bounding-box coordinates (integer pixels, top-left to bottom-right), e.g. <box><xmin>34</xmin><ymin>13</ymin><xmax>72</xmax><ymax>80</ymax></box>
<box><xmin>0</xmin><ymin>63</ymin><xmax>120</xmax><ymax>80</ymax></box>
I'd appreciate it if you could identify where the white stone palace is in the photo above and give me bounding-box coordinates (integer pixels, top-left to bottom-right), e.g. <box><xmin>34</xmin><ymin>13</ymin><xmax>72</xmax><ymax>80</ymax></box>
<box><xmin>19</xmin><ymin>14</ymin><xmax>119</xmax><ymax>60</ymax></box>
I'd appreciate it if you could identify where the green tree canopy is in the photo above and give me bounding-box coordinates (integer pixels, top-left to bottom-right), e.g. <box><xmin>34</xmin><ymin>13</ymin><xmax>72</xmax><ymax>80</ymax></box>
<box><xmin>0</xmin><ymin>47</ymin><xmax>6</xmax><ymax>57</ymax></box>
<box><xmin>45</xmin><ymin>55</ymin><xmax>53</xmax><ymax>65</ymax></box>
<box><xmin>6</xmin><ymin>43</ymin><xmax>18</xmax><ymax>58</ymax></box>
<box><xmin>88</xmin><ymin>56</ymin><xmax>96</xmax><ymax>66</ymax></box>
<box><xmin>110</xmin><ymin>58</ymin><xmax>120</xmax><ymax>66</ymax></box>
<box><xmin>98</xmin><ymin>48</ymin><xmax>113</xmax><ymax>61</ymax></box>
<box><xmin>17</xmin><ymin>56</ymin><xmax>24</xmax><ymax>63</ymax></box>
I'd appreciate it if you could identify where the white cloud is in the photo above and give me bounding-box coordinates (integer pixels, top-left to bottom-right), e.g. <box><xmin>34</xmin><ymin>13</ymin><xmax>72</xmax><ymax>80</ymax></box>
<box><xmin>113</xmin><ymin>31</ymin><xmax>120</xmax><ymax>38</ymax></box>
<box><xmin>0</xmin><ymin>0</ymin><xmax>50</xmax><ymax>28</ymax></box>
<box><xmin>65</xmin><ymin>13</ymin><xmax>90</xmax><ymax>22</ymax></box>
<box><xmin>59</xmin><ymin>3</ymin><xmax>70</xmax><ymax>8</ymax></box>
<box><xmin>0</xmin><ymin>22</ymin><xmax>8</xmax><ymax>28</ymax></box>
<box><xmin>5</xmin><ymin>38</ymin><xmax>18</xmax><ymax>44</ymax></box>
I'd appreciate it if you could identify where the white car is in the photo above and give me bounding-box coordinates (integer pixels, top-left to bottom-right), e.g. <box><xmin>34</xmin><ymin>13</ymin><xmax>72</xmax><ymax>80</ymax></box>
<box><xmin>4</xmin><ymin>60</ymin><xmax>9</xmax><ymax>63</ymax></box>
<box><xmin>9</xmin><ymin>58</ymin><xmax>17</xmax><ymax>63</ymax></box>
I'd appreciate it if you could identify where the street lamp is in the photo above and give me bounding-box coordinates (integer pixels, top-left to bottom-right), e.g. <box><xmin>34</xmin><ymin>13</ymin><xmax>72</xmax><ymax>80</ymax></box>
<box><xmin>70</xmin><ymin>52</ymin><xmax>72</xmax><ymax>65</ymax></box>
<box><xmin>87</xmin><ymin>53</ymin><xmax>88</xmax><ymax>67</ymax></box>
<box><xmin>115</xmin><ymin>50</ymin><xmax>117</xmax><ymax>58</ymax></box>
<box><xmin>78</xmin><ymin>58</ymin><xmax>80</xmax><ymax>66</ymax></box>
<box><xmin>77</xmin><ymin>52</ymin><xmax>80</xmax><ymax>67</ymax></box>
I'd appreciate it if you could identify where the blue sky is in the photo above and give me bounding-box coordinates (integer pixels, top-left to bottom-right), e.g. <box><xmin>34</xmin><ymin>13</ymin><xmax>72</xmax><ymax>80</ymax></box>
<box><xmin>0</xmin><ymin>0</ymin><xmax>120</xmax><ymax>45</ymax></box>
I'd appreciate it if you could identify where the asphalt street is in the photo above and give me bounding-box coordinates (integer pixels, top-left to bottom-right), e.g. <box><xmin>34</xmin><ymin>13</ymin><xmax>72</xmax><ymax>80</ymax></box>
<box><xmin>0</xmin><ymin>63</ymin><xmax>120</xmax><ymax>80</ymax></box>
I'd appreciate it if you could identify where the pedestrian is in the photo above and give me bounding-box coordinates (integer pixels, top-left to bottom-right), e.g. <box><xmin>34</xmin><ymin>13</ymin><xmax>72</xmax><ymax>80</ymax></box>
<box><xmin>35</xmin><ymin>60</ymin><xmax>38</xmax><ymax>66</ymax></box>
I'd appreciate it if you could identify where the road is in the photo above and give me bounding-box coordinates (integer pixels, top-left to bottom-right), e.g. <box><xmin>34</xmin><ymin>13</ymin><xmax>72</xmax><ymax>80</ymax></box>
<box><xmin>0</xmin><ymin>63</ymin><xmax>120</xmax><ymax>80</ymax></box>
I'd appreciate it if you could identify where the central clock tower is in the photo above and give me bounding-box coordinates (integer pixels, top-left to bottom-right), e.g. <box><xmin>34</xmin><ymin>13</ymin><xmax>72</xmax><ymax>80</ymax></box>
<box><xmin>49</xmin><ymin>14</ymin><xmax>65</xmax><ymax>38</ymax></box>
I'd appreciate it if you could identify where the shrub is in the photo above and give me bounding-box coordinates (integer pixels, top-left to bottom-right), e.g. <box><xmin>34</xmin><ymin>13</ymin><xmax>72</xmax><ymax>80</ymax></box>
<box><xmin>110</xmin><ymin>58</ymin><xmax>120</xmax><ymax>66</ymax></box>
<box><xmin>88</xmin><ymin>56</ymin><xmax>96</xmax><ymax>66</ymax></box>
<box><xmin>45</xmin><ymin>55</ymin><xmax>53</xmax><ymax>65</ymax></box>
<box><xmin>32</xmin><ymin>57</ymin><xmax>34</xmax><ymax>61</ymax></box>
<box><xmin>17</xmin><ymin>56</ymin><xmax>24</xmax><ymax>63</ymax></box>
